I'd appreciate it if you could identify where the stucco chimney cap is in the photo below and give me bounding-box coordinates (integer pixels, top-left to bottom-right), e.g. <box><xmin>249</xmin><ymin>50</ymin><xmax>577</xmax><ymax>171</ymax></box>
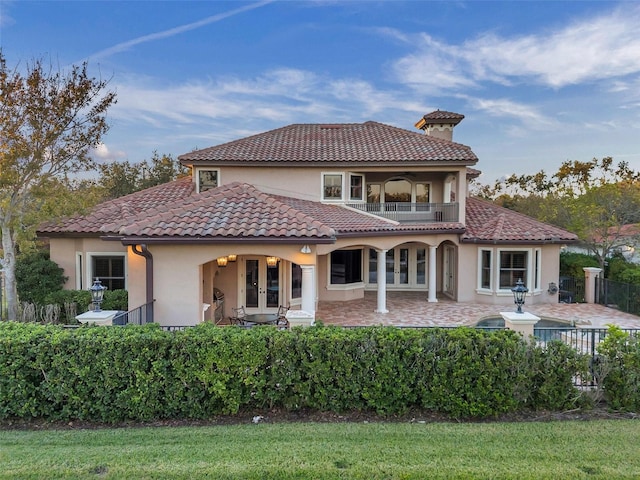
<box><xmin>415</xmin><ymin>110</ymin><xmax>465</xmax><ymax>130</ymax></box>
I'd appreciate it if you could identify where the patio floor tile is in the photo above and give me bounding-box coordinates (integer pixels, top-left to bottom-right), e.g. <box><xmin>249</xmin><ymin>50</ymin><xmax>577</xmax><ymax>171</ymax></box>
<box><xmin>315</xmin><ymin>292</ymin><xmax>640</xmax><ymax>329</ymax></box>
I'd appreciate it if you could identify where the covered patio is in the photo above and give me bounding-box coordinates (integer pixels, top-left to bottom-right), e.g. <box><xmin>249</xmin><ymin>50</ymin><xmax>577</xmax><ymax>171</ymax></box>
<box><xmin>315</xmin><ymin>291</ymin><xmax>640</xmax><ymax>329</ymax></box>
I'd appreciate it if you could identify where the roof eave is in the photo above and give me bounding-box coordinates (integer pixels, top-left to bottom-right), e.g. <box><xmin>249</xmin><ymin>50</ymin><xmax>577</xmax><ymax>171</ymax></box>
<box><xmin>102</xmin><ymin>235</ymin><xmax>337</xmax><ymax>246</ymax></box>
<box><xmin>459</xmin><ymin>238</ymin><xmax>579</xmax><ymax>245</ymax></box>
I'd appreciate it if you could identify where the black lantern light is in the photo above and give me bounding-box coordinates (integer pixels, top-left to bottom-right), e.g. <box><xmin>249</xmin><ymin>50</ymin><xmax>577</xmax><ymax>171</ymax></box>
<box><xmin>90</xmin><ymin>278</ymin><xmax>107</xmax><ymax>312</ymax></box>
<box><xmin>511</xmin><ymin>278</ymin><xmax>528</xmax><ymax>314</ymax></box>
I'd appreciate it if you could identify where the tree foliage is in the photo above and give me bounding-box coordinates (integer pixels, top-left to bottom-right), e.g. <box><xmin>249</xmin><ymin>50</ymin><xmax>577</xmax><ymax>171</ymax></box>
<box><xmin>97</xmin><ymin>151</ymin><xmax>188</xmax><ymax>199</ymax></box>
<box><xmin>473</xmin><ymin>157</ymin><xmax>640</xmax><ymax>270</ymax></box>
<box><xmin>0</xmin><ymin>51</ymin><xmax>116</xmax><ymax>320</ymax></box>
<box><xmin>15</xmin><ymin>250</ymin><xmax>67</xmax><ymax>305</ymax></box>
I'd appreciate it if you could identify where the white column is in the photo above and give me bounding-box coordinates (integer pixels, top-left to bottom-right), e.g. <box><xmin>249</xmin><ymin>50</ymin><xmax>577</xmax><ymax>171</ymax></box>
<box><xmin>375</xmin><ymin>249</ymin><xmax>388</xmax><ymax>313</ymax></box>
<box><xmin>428</xmin><ymin>245</ymin><xmax>438</xmax><ymax>303</ymax></box>
<box><xmin>583</xmin><ymin>267</ymin><xmax>603</xmax><ymax>304</ymax></box>
<box><xmin>300</xmin><ymin>265</ymin><xmax>316</xmax><ymax>313</ymax></box>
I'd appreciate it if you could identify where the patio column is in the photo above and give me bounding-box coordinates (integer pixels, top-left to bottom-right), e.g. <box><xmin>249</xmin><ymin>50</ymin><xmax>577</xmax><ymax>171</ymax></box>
<box><xmin>300</xmin><ymin>265</ymin><xmax>316</xmax><ymax>313</ymax></box>
<box><xmin>375</xmin><ymin>249</ymin><xmax>388</xmax><ymax>313</ymax></box>
<box><xmin>428</xmin><ymin>245</ymin><xmax>437</xmax><ymax>303</ymax></box>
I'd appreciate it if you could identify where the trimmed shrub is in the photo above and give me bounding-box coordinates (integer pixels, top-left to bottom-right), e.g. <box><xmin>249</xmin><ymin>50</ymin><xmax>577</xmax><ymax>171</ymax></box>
<box><xmin>16</xmin><ymin>251</ymin><xmax>67</xmax><ymax>305</ymax></box>
<box><xmin>0</xmin><ymin>323</ymin><xmax>590</xmax><ymax>423</ymax></box>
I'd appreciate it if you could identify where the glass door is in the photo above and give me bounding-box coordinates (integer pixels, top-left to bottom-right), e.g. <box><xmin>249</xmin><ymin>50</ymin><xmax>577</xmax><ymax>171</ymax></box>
<box><xmin>368</xmin><ymin>246</ymin><xmax>425</xmax><ymax>289</ymax></box>
<box><xmin>244</xmin><ymin>257</ymin><xmax>280</xmax><ymax>313</ymax></box>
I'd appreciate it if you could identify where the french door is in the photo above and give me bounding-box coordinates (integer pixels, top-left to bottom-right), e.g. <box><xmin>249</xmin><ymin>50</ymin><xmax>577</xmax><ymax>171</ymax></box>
<box><xmin>367</xmin><ymin>246</ymin><xmax>426</xmax><ymax>289</ymax></box>
<box><xmin>243</xmin><ymin>257</ymin><xmax>280</xmax><ymax>313</ymax></box>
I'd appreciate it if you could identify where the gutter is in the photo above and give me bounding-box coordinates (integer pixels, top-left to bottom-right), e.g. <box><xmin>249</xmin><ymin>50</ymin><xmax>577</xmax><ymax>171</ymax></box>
<box><xmin>131</xmin><ymin>244</ymin><xmax>154</xmax><ymax>322</ymax></box>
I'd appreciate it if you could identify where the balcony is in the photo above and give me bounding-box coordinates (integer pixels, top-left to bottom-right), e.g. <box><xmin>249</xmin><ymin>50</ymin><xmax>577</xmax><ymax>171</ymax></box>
<box><xmin>344</xmin><ymin>202</ymin><xmax>459</xmax><ymax>223</ymax></box>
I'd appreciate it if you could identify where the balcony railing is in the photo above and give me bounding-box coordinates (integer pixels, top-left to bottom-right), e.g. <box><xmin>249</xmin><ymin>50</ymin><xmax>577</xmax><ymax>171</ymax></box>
<box><xmin>344</xmin><ymin>202</ymin><xmax>458</xmax><ymax>223</ymax></box>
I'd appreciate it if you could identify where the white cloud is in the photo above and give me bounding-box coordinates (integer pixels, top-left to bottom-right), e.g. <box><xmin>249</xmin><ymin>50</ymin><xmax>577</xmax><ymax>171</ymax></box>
<box><xmin>109</xmin><ymin>67</ymin><xmax>418</xmax><ymax>132</ymax></box>
<box><xmin>466</xmin><ymin>97</ymin><xmax>557</xmax><ymax>130</ymax></box>
<box><xmin>91</xmin><ymin>142</ymin><xmax>127</xmax><ymax>163</ymax></box>
<box><xmin>394</xmin><ymin>4</ymin><xmax>640</xmax><ymax>90</ymax></box>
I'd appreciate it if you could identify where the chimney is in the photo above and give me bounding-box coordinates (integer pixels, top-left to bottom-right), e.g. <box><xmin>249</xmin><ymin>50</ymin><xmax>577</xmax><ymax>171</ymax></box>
<box><xmin>415</xmin><ymin>110</ymin><xmax>464</xmax><ymax>142</ymax></box>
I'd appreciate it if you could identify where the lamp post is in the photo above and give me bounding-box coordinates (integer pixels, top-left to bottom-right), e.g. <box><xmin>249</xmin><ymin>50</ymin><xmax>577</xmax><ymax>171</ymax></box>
<box><xmin>90</xmin><ymin>278</ymin><xmax>107</xmax><ymax>312</ymax></box>
<box><xmin>511</xmin><ymin>278</ymin><xmax>528</xmax><ymax>314</ymax></box>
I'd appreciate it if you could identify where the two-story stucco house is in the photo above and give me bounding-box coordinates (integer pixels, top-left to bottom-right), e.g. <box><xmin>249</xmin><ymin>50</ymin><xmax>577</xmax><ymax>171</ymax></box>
<box><xmin>38</xmin><ymin>111</ymin><xmax>578</xmax><ymax>326</ymax></box>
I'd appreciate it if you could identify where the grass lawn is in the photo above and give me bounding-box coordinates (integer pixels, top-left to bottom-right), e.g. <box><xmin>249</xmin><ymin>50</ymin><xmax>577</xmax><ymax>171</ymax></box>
<box><xmin>1</xmin><ymin>419</ymin><xmax>639</xmax><ymax>479</ymax></box>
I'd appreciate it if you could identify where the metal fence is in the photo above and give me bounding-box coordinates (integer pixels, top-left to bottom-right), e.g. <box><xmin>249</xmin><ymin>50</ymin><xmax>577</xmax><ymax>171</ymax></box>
<box><xmin>558</xmin><ymin>276</ymin><xmax>585</xmax><ymax>303</ymax></box>
<box><xmin>595</xmin><ymin>277</ymin><xmax>640</xmax><ymax>316</ymax></box>
<box><xmin>533</xmin><ymin>327</ymin><xmax>640</xmax><ymax>386</ymax></box>
<box><xmin>112</xmin><ymin>301</ymin><xmax>154</xmax><ymax>326</ymax></box>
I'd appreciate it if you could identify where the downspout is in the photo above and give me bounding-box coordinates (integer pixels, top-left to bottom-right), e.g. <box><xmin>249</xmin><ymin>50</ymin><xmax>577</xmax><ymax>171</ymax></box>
<box><xmin>131</xmin><ymin>244</ymin><xmax>154</xmax><ymax>323</ymax></box>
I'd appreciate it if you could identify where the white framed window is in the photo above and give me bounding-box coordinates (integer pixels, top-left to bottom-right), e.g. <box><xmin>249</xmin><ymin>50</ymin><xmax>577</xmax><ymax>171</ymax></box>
<box><xmin>85</xmin><ymin>252</ymin><xmax>127</xmax><ymax>291</ymax></box>
<box><xmin>291</xmin><ymin>263</ymin><xmax>302</xmax><ymax>300</ymax></box>
<box><xmin>349</xmin><ymin>174</ymin><xmax>364</xmax><ymax>201</ymax></box>
<box><xmin>498</xmin><ymin>249</ymin><xmax>529</xmax><ymax>291</ymax></box>
<box><xmin>478</xmin><ymin>249</ymin><xmax>492</xmax><ymax>291</ymax></box>
<box><xmin>197</xmin><ymin>169</ymin><xmax>219</xmax><ymax>193</ymax></box>
<box><xmin>534</xmin><ymin>248</ymin><xmax>542</xmax><ymax>291</ymax></box>
<box><xmin>75</xmin><ymin>252</ymin><xmax>84</xmax><ymax>289</ymax></box>
<box><xmin>322</xmin><ymin>173</ymin><xmax>344</xmax><ymax>201</ymax></box>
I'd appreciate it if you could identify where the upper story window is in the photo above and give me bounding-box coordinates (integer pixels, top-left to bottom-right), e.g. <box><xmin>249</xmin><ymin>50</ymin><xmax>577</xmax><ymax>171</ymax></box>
<box><xmin>350</xmin><ymin>174</ymin><xmax>364</xmax><ymax>201</ymax></box>
<box><xmin>198</xmin><ymin>170</ymin><xmax>219</xmax><ymax>193</ymax></box>
<box><xmin>323</xmin><ymin>173</ymin><xmax>343</xmax><ymax>201</ymax></box>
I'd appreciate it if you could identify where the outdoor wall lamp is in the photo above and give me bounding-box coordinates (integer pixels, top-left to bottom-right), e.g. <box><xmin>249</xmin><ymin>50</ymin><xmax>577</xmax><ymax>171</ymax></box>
<box><xmin>216</xmin><ymin>256</ymin><xmax>228</xmax><ymax>268</ymax></box>
<box><xmin>511</xmin><ymin>278</ymin><xmax>528</xmax><ymax>314</ymax></box>
<box><xmin>90</xmin><ymin>278</ymin><xmax>107</xmax><ymax>312</ymax></box>
<box><xmin>227</xmin><ymin>254</ymin><xmax>237</xmax><ymax>262</ymax></box>
<box><xmin>300</xmin><ymin>245</ymin><xmax>311</xmax><ymax>254</ymax></box>
<box><xmin>266</xmin><ymin>256</ymin><xmax>279</xmax><ymax>267</ymax></box>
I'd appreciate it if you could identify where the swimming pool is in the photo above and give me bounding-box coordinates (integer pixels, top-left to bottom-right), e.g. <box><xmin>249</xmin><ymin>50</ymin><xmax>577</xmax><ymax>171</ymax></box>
<box><xmin>476</xmin><ymin>317</ymin><xmax>574</xmax><ymax>328</ymax></box>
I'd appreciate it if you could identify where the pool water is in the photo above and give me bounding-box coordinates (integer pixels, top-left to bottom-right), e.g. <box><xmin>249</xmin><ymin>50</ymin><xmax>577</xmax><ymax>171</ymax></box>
<box><xmin>476</xmin><ymin>317</ymin><xmax>573</xmax><ymax>328</ymax></box>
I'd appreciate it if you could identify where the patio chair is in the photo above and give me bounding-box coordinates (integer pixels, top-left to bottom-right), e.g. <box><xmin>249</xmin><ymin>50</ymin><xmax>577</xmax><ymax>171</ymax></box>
<box><xmin>230</xmin><ymin>306</ymin><xmax>247</xmax><ymax>326</ymax></box>
<box><xmin>276</xmin><ymin>305</ymin><xmax>290</xmax><ymax>330</ymax></box>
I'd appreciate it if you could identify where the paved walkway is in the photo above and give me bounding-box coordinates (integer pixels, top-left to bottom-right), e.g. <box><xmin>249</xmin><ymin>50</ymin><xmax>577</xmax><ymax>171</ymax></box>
<box><xmin>316</xmin><ymin>291</ymin><xmax>640</xmax><ymax>329</ymax></box>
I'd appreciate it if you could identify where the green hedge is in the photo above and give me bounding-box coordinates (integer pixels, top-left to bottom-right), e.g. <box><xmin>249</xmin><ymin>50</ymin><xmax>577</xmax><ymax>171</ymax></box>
<box><xmin>0</xmin><ymin>323</ymin><xmax>591</xmax><ymax>422</ymax></box>
<box><xmin>596</xmin><ymin>326</ymin><xmax>640</xmax><ymax>411</ymax></box>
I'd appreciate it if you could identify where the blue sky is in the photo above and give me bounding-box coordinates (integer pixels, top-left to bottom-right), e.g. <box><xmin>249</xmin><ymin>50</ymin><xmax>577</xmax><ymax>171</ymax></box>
<box><xmin>1</xmin><ymin>1</ymin><xmax>639</xmax><ymax>184</ymax></box>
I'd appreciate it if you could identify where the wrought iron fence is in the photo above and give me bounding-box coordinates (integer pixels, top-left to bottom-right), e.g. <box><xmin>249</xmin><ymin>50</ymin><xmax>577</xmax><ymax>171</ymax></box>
<box><xmin>558</xmin><ymin>276</ymin><xmax>585</xmax><ymax>303</ymax></box>
<box><xmin>533</xmin><ymin>327</ymin><xmax>640</xmax><ymax>386</ymax></box>
<box><xmin>112</xmin><ymin>301</ymin><xmax>154</xmax><ymax>326</ymax></box>
<box><xmin>595</xmin><ymin>277</ymin><xmax>640</xmax><ymax>316</ymax></box>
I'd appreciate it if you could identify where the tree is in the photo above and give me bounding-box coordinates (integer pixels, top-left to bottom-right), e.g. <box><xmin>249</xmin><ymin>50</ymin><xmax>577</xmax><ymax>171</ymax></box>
<box><xmin>0</xmin><ymin>52</ymin><xmax>116</xmax><ymax>320</ymax></box>
<box><xmin>472</xmin><ymin>157</ymin><xmax>640</xmax><ymax>271</ymax></box>
<box><xmin>98</xmin><ymin>152</ymin><xmax>188</xmax><ymax>199</ymax></box>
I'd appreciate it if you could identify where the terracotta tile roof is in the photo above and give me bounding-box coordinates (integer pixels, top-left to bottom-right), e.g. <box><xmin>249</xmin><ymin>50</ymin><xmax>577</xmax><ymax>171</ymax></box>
<box><xmin>462</xmin><ymin>197</ymin><xmax>578</xmax><ymax>244</ymax></box>
<box><xmin>37</xmin><ymin>177</ymin><xmax>195</xmax><ymax>235</ymax></box>
<box><xmin>39</xmin><ymin>179</ymin><xmax>575</xmax><ymax>245</ymax></box>
<box><xmin>178</xmin><ymin>121</ymin><xmax>478</xmax><ymax>166</ymax></box>
<box><xmin>103</xmin><ymin>183</ymin><xmax>336</xmax><ymax>241</ymax></box>
<box><xmin>421</xmin><ymin>110</ymin><xmax>465</xmax><ymax>124</ymax></box>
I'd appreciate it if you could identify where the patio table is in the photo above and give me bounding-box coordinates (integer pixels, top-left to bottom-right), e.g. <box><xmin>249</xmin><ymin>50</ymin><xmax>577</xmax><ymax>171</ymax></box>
<box><xmin>244</xmin><ymin>313</ymin><xmax>278</xmax><ymax>325</ymax></box>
